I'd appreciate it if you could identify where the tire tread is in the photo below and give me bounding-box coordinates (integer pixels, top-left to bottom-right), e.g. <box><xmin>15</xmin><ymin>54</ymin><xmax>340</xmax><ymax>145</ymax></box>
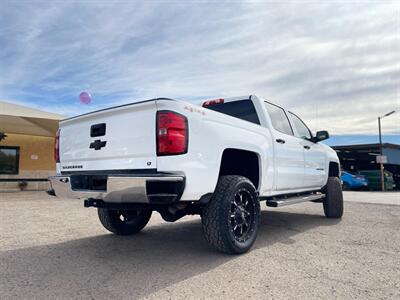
<box><xmin>323</xmin><ymin>177</ymin><xmax>344</xmax><ymax>218</ymax></box>
<box><xmin>202</xmin><ymin>175</ymin><xmax>260</xmax><ymax>254</ymax></box>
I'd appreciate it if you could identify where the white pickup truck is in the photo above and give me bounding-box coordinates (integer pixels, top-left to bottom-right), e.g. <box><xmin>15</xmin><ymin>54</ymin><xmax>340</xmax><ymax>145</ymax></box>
<box><xmin>50</xmin><ymin>95</ymin><xmax>343</xmax><ymax>254</ymax></box>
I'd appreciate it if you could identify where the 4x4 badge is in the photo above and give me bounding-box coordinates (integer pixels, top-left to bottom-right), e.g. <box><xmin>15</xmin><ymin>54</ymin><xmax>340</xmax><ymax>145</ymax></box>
<box><xmin>90</xmin><ymin>139</ymin><xmax>107</xmax><ymax>150</ymax></box>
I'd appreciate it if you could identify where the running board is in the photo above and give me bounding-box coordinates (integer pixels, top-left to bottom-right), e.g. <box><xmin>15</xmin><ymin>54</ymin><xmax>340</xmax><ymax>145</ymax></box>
<box><xmin>266</xmin><ymin>193</ymin><xmax>325</xmax><ymax>207</ymax></box>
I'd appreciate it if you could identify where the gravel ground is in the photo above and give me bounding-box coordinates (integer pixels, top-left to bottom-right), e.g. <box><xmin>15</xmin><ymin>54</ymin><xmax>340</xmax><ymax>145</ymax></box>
<box><xmin>0</xmin><ymin>191</ymin><xmax>399</xmax><ymax>299</ymax></box>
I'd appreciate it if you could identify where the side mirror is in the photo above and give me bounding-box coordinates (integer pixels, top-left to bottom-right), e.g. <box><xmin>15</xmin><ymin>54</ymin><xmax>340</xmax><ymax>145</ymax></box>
<box><xmin>311</xmin><ymin>130</ymin><xmax>329</xmax><ymax>143</ymax></box>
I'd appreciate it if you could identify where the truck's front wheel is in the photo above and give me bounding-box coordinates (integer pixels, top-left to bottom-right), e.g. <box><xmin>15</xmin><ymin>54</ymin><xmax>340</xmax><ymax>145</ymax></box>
<box><xmin>97</xmin><ymin>208</ymin><xmax>152</xmax><ymax>235</ymax></box>
<box><xmin>201</xmin><ymin>175</ymin><xmax>260</xmax><ymax>254</ymax></box>
<box><xmin>323</xmin><ymin>177</ymin><xmax>344</xmax><ymax>218</ymax></box>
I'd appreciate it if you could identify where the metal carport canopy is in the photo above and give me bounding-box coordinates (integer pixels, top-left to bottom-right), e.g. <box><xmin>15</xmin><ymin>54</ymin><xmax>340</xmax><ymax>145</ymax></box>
<box><xmin>0</xmin><ymin>100</ymin><xmax>64</xmax><ymax>137</ymax></box>
<box><xmin>333</xmin><ymin>143</ymin><xmax>400</xmax><ymax>166</ymax></box>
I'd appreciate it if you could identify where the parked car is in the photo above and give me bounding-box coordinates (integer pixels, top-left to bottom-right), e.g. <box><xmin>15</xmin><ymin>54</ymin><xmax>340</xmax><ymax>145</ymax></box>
<box><xmin>341</xmin><ymin>171</ymin><xmax>368</xmax><ymax>190</ymax></box>
<box><xmin>359</xmin><ymin>170</ymin><xmax>395</xmax><ymax>191</ymax></box>
<box><xmin>49</xmin><ymin>95</ymin><xmax>343</xmax><ymax>254</ymax></box>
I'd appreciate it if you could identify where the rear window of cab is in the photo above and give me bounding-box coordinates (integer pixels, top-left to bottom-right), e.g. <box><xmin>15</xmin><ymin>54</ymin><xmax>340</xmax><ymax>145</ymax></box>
<box><xmin>205</xmin><ymin>99</ymin><xmax>260</xmax><ymax>125</ymax></box>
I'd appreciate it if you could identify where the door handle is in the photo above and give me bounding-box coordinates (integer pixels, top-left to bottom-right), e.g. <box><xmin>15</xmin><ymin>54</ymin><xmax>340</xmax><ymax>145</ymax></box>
<box><xmin>276</xmin><ymin>139</ymin><xmax>286</xmax><ymax>144</ymax></box>
<box><xmin>304</xmin><ymin>145</ymin><xmax>311</xmax><ymax>150</ymax></box>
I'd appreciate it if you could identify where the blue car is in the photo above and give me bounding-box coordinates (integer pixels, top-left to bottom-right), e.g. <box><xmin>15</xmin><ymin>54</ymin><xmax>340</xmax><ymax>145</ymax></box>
<box><xmin>341</xmin><ymin>171</ymin><xmax>368</xmax><ymax>190</ymax></box>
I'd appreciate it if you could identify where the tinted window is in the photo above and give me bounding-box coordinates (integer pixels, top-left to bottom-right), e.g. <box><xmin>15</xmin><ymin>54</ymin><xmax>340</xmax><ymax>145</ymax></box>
<box><xmin>0</xmin><ymin>147</ymin><xmax>19</xmax><ymax>175</ymax></box>
<box><xmin>206</xmin><ymin>99</ymin><xmax>260</xmax><ymax>125</ymax></box>
<box><xmin>264</xmin><ymin>102</ymin><xmax>293</xmax><ymax>135</ymax></box>
<box><xmin>289</xmin><ymin>112</ymin><xmax>312</xmax><ymax>139</ymax></box>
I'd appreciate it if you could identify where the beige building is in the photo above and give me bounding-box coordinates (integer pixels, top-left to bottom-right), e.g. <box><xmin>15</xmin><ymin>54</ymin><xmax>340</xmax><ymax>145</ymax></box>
<box><xmin>0</xmin><ymin>101</ymin><xmax>64</xmax><ymax>191</ymax></box>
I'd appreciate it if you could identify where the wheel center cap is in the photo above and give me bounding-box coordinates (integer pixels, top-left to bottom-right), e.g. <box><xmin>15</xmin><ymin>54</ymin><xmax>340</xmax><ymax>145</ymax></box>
<box><xmin>235</xmin><ymin>209</ymin><xmax>245</xmax><ymax>225</ymax></box>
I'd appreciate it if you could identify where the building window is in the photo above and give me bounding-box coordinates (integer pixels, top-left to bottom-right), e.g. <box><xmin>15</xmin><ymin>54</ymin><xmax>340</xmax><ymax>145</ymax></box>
<box><xmin>0</xmin><ymin>146</ymin><xmax>20</xmax><ymax>175</ymax></box>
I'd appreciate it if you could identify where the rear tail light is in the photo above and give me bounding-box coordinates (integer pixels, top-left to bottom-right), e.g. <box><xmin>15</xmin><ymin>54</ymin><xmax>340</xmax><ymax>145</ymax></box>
<box><xmin>157</xmin><ymin>111</ymin><xmax>188</xmax><ymax>155</ymax></box>
<box><xmin>202</xmin><ymin>98</ymin><xmax>224</xmax><ymax>107</ymax></box>
<box><xmin>54</xmin><ymin>129</ymin><xmax>60</xmax><ymax>162</ymax></box>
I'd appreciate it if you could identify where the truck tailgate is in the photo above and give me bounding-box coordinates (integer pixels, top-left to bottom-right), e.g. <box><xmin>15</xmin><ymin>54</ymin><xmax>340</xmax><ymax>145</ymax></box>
<box><xmin>59</xmin><ymin>100</ymin><xmax>157</xmax><ymax>172</ymax></box>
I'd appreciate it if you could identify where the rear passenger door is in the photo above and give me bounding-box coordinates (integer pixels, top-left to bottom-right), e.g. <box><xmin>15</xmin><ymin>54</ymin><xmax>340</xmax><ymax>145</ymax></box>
<box><xmin>264</xmin><ymin>102</ymin><xmax>305</xmax><ymax>191</ymax></box>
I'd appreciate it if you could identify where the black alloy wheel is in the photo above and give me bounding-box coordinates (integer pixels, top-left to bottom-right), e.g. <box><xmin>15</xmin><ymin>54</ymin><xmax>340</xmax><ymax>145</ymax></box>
<box><xmin>229</xmin><ymin>188</ymin><xmax>257</xmax><ymax>243</ymax></box>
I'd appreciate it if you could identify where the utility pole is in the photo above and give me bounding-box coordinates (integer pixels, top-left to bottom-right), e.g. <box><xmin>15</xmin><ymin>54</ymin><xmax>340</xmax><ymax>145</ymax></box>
<box><xmin>378</xmin><ymin>110</ymin><xmax>396</xmax><ymax>192</ymax></box>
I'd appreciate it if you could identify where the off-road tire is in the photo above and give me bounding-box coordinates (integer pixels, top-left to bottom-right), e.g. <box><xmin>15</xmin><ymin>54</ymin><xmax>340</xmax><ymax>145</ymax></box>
<box><xmin>323</xmin><ymin>177</ymin><xmax>344</xmax><ymax>218</ymax></box>
<box><xmin>98</xmin><ymin>208</ymin><xmax>152</xmax><ymax>235</ymax></box>
<box><xmin>201</xmin><ymin>175</ymin><xmax>260</xmax><ymax>254</ymax></box>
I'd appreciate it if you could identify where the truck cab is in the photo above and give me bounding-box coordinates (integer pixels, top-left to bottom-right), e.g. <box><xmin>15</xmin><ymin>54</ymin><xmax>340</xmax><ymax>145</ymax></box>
<box><xmin>203</xmin><ymin>95</ymin><xmax>339</xmax><ymax>195</ymax></box>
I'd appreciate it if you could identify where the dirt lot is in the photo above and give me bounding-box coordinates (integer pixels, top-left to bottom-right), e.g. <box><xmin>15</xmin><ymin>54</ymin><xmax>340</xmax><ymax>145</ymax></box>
<box><xmin>0</xmin><ymin>191</ymin><xmax>399</xmax><ymax>299</ymax></box>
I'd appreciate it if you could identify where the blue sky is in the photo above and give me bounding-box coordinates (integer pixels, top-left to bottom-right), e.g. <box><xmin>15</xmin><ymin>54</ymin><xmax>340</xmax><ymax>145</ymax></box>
<box><xmin>0</xmin><ymin>1</ymin><xmax>399</xmax><ymax>145</ymax></box>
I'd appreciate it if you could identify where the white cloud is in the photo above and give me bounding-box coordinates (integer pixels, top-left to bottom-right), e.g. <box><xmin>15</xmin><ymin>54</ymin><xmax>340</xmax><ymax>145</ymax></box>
<box><xmin>0</xmin><ymin>1</ymin><xmax>399</xmax><ymax>135</ymax></box>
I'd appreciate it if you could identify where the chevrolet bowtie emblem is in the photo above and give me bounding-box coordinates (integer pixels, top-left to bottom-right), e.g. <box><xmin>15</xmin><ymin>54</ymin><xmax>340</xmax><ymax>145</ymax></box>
<box><xmin>90</xmin><ymin>139</ymin><xmax>107</xmax><ymax>150</ymax></box>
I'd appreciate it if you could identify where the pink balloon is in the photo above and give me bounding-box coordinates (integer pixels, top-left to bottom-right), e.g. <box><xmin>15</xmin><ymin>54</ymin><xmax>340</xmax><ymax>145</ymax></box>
<box><xmin>79</xmin><ymin>92</ymin><xmax>92</xmax><ymax>104</ymax></box>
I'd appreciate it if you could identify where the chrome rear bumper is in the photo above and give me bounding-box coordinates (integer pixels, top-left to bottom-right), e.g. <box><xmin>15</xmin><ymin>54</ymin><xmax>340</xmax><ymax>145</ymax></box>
<box><xmin>49</xmin><ymin>175</ymin><xmax>185</xmax><ymax>203</ymax></box>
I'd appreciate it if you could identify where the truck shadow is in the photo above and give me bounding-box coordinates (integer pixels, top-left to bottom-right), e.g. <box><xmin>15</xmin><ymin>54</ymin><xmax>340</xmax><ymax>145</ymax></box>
<box><xmin>1</xmin><ymin>209</ymin><xmax>341</xmax><ymax>298</ymax></box>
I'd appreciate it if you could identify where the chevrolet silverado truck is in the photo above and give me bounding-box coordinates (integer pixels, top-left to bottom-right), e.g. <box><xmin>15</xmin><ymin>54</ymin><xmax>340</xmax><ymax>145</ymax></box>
<box><xmin>50</xmin><ymin>95</ymin><xmax>343</xmax><ymax>254</ymax></box>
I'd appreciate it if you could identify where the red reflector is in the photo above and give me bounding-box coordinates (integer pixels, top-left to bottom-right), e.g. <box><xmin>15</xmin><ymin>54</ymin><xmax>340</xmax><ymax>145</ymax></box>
<box><xmin>54</xmin><ymin>129</ymin><xmax>60</xmax><ymax>162</ymax></box>
<box><xmin>157</xmin><ymin>111</ymin><xmax>188</xmax><ymax>155</ymax></box>
<box><xmin>202</xmin><ymin>98</ymin><xmax>224</xmax><ymax>107</ymax></box>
